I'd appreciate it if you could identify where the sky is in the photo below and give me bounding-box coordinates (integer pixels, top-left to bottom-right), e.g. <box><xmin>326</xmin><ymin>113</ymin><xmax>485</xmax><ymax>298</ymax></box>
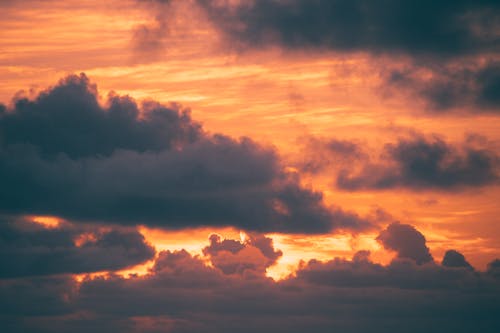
<box><xmin>0</xmin><ymin>0</ymin><xmax>499</xmax><ymax>332</ymax></box>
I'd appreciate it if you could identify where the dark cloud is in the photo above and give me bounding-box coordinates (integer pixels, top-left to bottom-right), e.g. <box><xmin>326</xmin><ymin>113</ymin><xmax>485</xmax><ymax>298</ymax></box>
<box><xmin>136</xmin><ymin>1</ymin><xmax>500</xmax><ymax>112</ymax></box>
<box><xmin>377</xmin><ymin>222</ymin><xmax>433</xmax><ymax>264</ymax></box>
<box><xmin>195</xmin><ymin>0</ymin><xmax>500</xmax><ymax>57</ymax></box>
<box><xmin>0</xmin><ymin>138</ymin><xmax>366</xmax><ymax>233</ymax></box>
<box><xmin>336</xmin><ymin>135</ymin><xmax>499</xmax><ymax>190</ymax></box>
<box><xmin>0</xmin><ymin>275</ymin><xmax>77</xmax><ymax>317</ymax></box>
<box><xmin>0</xmin><ymin>74</ymin><xmax>370</xmax><ymax>234</ymax></box>
<box><xmin>2</xmin><ymin>248</ymin><xmax>499</xmax><ymax>333</ymax></box>
<box><xmin>0</xmin><ymin>219</ymin><xmax>155</xmax><ymax>278</ymax></box>
<box><xmin>442</xmin><ymin>249</ymin><xmax>473</xmax><ymax>269</ymax></box>
<box><xmin>385</xmin><ymin>61</ymin><xmax>500</xmax><ymax>112</ymax></box>
<box><xmin>202</xmin><ymin>233</ymin><xmax>282</xmax><ymax>275</ymax></box>
<box><xmin>476</xmin><ymin>62</ymin><xmax>500</xmax><ymax>108</ymax></box>
<box><xmin>0</xmin><ymin>74</ymin><xmax>201</xmax><ymax>159</ymax></box>
<box><xmin>295</xmin><ymin>252</ymin><xmax>483</xmax><ymax>290</ymax></box>
<box><xmin>487</xmin><ymin>259</ymin><xmax>500</xmax><ymax>279</ymax></box>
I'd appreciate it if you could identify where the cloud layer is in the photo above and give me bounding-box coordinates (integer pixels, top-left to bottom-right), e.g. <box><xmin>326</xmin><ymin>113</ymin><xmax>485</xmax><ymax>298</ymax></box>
<box><xmin>137</xmin><ymin>1</ymin><xmax>500</xmax><ymax>113</ymax></box>
<box><xmin>1</xmin><ymin>210</ymin><xmax>499</xmax><ymax>333</ymax></box>
<box><xmin>1</xmin><ymin>239</ymin><xmax>499</xmax><ymax>333</ymax></box>
<box><xmin>0</xmin><ymin>218</ymin><xmax>155</xmax><ymax>278</ymax></box>
<box><xmin>197</xmin><ymin>0</ymin><xmax>500</xmax><ymax>57</ymax></box>
<box><xmin>0</xmin><ymin>74</ymin><xmax>370</xmax><ymax>233</ymax></box>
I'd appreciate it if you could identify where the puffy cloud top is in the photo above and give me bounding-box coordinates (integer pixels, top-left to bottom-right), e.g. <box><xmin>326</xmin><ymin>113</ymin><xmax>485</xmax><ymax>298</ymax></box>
<box><xmin>377</xmin><ymin>222</ymin><xmax>434</xmax><ymax>264</ymax></box>
<box><xmin>1</xmin><ymin>74</ymin><xmax>201</xmax><ymax>159</ymax></box>
<box><xmin>442</xmin><ymin>249</ymin><xmax>473</xmax><ymax>269</ymax></box>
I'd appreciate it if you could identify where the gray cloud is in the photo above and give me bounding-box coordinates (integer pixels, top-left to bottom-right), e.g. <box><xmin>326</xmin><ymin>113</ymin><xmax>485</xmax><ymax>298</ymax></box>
<box><xmin>0</xmin><ymin>276</ymin><xmax>77</xmax><ymax>318</ymax></box>
<box><xmin>137</xmin><ymin>1</ymin><xmax>500</xmax><ymax>112</ymax></box>
<box><xmin>335</xmin><ymin>135</ymin><xmax>499</xmax><ymax>190</ymax></box>
<box><xmin>1</xmin><ymin>74</ymin><xmax>201</xmax><ymax>159</ymax></box>
<box><xmin>0</xmin><ymin>74</ymin><xmax>371</xmax><ymax>234</ymax></box>
<box><xmin>442</xmin><ymin>249</ymin><xmax>473</xmax><ymax>269</ymax></box>
<box><xmin>195</xmin><ymin>0</ymin><xmax>500</xmax><ymax>57</ymax></box>
<box><xmin>487</xmin><ymin>259</ymin><xmax>500</xmax><ymax>279</ymax></box>
<box><xmin>0</xmin><ymin>218</ymin><xmax>155</xmax><ymax>278</ymax></box>
<box><xmin>377</xmin><ymin>222</ymin><xmax>433</xmax><ymax>264</ymax></box>
<box><xmin>2</xmin><ymin>247</ymin><xmax>499</xmax><ymax>333</ymax></box>
<box><xmin>385</xmin><ymin>61</ymin><xmax>500</xmax><ymax>112</ymax></box>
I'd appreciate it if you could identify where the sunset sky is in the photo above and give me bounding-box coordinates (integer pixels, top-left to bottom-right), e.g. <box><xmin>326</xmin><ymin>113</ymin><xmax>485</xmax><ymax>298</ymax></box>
<box><xmin>1</xmin><ymin>1</ymin><xmax>500</xmax><ymax>332</ymax></box>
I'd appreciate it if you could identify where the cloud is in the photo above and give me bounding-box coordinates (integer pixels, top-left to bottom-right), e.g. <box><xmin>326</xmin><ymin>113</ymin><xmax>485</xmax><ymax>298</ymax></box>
<box><xmin>335</xmin><ymin>135</ymin><xmax>499</xmax><ymax>190</ymax></box>
<box><xmin>0</xmin><ymin>275</ymin><xmax>77</xmax><ymax>317</ymax></box>
<box><xmin>487</xmin><ymin>259</ymin><xmax>500</xmax><ymax>279</ymax></box>
<box><xmin>2</xmin><ymin>246</ymin><xmax>499</xmax><ymax>333</ymax></box>
<box><xmin>0</xmin><ymin>218</ymin><xmax>155</xmax><ymax>278</ymax></box>
<box><xmin>442</xmin><ymin>249</ymin><xmax>473</xmax><ymax>269</ymax></box>
<box><xmin>384</xmin><ymin>61</ymin><xmax>500</xmax><ymax>112</ymax></box>
<box><xmin>0</xmin><ymin>74</ymin><xmax>371</xmax><ymax>234</ymax></box>
<box><xmin>136</xmin><ymin>1</ymin><xmax>500</xmax><ymax>112</ymax></box>
<box><xmin>295</xmin><ymin>251</ymin><xmax>485</xmax><ymax>290</ymax></box>
<box><xmin>377</xmin><ymin>222</ymin><xmax>433</xmax><ymax>264</ymax></box>
<box><xmin>1</xmin><ymin>74</ymin><xmax>201</xmax><ymax>159</ymax></box>
<box><xmin>195</xmin><ymin>0</ymin><xmax>500</xmax><ymax>57</ymax></box>
<box><xmin>296</xmin><ymin>137</ymin><xmax>367</xmax><ymax>174</ymax></box>
<box><xmin>132</xmin><ymin>0</ymin><xmax>174</xmax><ymax>56</ymax></box>
<box><xmin>202</xmin><ymin>233</ymin><xmax>282</xmax><ymax>275</ymax></box>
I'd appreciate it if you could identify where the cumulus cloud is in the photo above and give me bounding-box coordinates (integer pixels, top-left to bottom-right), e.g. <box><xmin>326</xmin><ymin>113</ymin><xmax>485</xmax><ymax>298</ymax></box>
<box><xmin>0</xmin><ymin>74</ymin><xmax>371</xmax><ymax>234</ymax></box>
<box><xmin>0</xmin><ymin>74</ymin><xmax>201</xmax><ymax>159</ymax></box>
<box><xmin>377</xmin><ymin>222</ymin><xmax>433</xmax><ymax>264</ymax></box>
<box><xmin>295</xmin><ymin>251</ymin><xmax>484</xmax><ymax>290</ymax></box>
<box><xmin>2</xmin><ymin>246</ymin><xmax>499</xmax><ymax>333</ymax></box>
<box><xmin>442</xmin><ymin>249</ymin><xmax>473</xmax><ymax>269</ymax></box>
<box><xmin>335</xmin><ymin>135</ymin><xmax>499</xmax><ymax>190</ymax></box>
<box><xmin>202</xmin><ymin>233</ymin><xmax>282</xmax><ymax>275</ymax></box>
<box><xmin>0</xmin><ymin>218</ymin><xmax>155</xmax><ymax>278</ymax></box>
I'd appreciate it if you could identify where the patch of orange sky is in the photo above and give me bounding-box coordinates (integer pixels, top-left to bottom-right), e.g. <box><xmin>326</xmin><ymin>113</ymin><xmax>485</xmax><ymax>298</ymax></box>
<box><xmin>3</xmin><ymin>0</ymin><xmax>499</xmax><ymax>277</ymax></box>
<box><xmin>30</xmin><ymin>215</ymin><xmax>62</xmax><ymax>228</ymax></box>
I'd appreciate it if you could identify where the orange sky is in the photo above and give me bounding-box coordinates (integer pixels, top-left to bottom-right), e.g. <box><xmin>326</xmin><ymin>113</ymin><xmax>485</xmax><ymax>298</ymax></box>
<box><xmin>2</xmin><ymin>0</ymin><xmax>499</xmax><ymax>277</ymax></box>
